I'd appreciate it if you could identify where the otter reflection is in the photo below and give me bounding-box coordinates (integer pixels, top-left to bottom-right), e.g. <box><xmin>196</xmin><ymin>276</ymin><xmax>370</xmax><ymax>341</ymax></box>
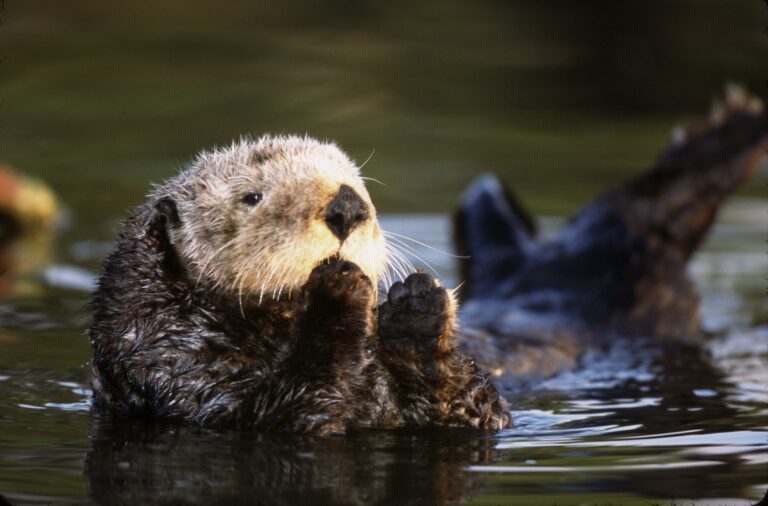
<box><xmin>86</xmin><ymin>419</ymin><xmax>498</xmax><ymax>506</ymax></box>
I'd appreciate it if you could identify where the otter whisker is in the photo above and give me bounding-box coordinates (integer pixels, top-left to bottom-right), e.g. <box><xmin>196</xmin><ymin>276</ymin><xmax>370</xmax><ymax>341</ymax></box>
<box><xmin>380</xmin><ymin>261</ymin><xmax>394</xmax><ymax>291</ymax></box>
<box><xmin>386</xmin><ymin>237</ymin><xmax>429</xmax><ymax>263</ymax></box>
<box><xmin>384</xmin><ymin>235</ymin><xmax>440</xmax><ymax>276</ymax></box>
<box><xmin>234</xmin><ymin>236</ymin><xmax>286</xmax><ymax>306</ymax></box>
<box><xmin>358</xmin><ymin>149</ymin><xmax>376</xmax><ymax>170</ymax></box>
<box><xmin>382</xmin><ymin>233</ymin><xmax>432</xmax><ymax>279</ymax></box>
<box><xmin>387</xmin><ymin>238</ymin><xmax>420</xmax><ymax>273</ymax></box>
<box><xmin>383</xmin><ymin>230</ymin><xmax>468</xmax><ymax>259</ymax></box>
<box><xmin>385</xmin><ymin>247</ymin><xmax>413</xmax><ymax>282</ymax></box>
<box><xmin>383</xmin><ymin>242</ymin><xmax>416</xmax><ymax>284</ymax></box>
<box><xmin>250</xmin><ymin>247</ymin><xmax>293</xmax><ymax>303</ymax></box>
<box><xmin>360</xmin><ymin>176</ymin><xmax>385</xmax><ymax>186</ymax></box>
<box><xmin>272</xmin><ymin>262</ymin><xmax>292</xmax><ymax>300</ymax></box>
<box><xmin>387</xmin><ymin>252</ymin><xmax>412</xmax><ymax>282</ymax></box>
<box><xmin>236</xmin><ymin>244</ymin><xmax>275</xmax><ymax>313</ymax></box>
<box><xmin>253</xmin><ymin>263</ymin><xmax>275</xmax><ymax>306</ymax></box>
<box><xmin>194</xmin><ymin>236</ymin><xmax>240</xmax><ymax>288</ymax></box>
<box><xmin>235</xmin><ymin>268</ymin><xmax>249</xmax><ymax>318</ymax></box>
<box><xmin>267</xmin><ymin>257</ymin><xmax>290</xmax><ymax>294</ymax></box>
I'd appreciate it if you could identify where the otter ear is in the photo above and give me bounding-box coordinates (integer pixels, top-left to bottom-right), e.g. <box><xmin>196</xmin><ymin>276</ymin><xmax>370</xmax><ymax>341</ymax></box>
<box><xmin>155</xmin><ymin>197</ymin><xmax>181</xmax><ymax>230</ymax></box>
<box><xmin>150</xmin><ymin>197</ymin><xmax>186</xmax><ymax>278</ymax></box>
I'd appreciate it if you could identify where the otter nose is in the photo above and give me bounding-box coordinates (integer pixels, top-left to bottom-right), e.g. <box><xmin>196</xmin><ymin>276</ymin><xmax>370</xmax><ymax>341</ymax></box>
<box><xmin>324</xmin><ymin>184</ymin><xmax>370</xmax><ymax>241</ymax></box>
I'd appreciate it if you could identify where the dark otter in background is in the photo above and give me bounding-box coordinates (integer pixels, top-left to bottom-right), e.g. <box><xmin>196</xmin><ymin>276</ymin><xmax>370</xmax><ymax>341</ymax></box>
<box><xmin>454</xmin><ymin>87</ymin><xmax>768</xmax><ymax>388</ymax></box>
<box><xmin>89</xmin><ymin>135</ymin><xmax>509</xmax><ymax>434</ymax></box>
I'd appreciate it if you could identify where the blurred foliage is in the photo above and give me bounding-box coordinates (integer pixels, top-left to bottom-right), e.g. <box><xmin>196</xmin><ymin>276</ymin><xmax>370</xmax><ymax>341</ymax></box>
<box><xmin>0</xmin><ymin>0</ymin><xmax>766</xmax><ymax>239</ymax></box>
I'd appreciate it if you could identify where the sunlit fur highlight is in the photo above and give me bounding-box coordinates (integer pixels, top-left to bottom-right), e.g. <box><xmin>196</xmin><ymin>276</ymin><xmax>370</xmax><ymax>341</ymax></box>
<box><xmin>150</xmin><ymin>135</ymin><xmax>389</xmax><ymax>303</ymax></box>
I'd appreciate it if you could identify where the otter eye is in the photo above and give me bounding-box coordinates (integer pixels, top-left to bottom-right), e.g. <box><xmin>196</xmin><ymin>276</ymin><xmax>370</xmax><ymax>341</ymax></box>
<box><xmin>242</xmin><ymin>192</ymin><xmax>263</xmax><ymax>206</ymax></box>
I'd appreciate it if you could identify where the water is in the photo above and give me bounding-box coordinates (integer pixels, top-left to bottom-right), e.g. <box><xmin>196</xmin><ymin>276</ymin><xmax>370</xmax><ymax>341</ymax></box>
<box><xmin>2</xmin><ymin>1</ymin><xmax>768</xmax><ymax>503</ymax></box>
<box><xmin>0</xmin><ymin>204</ymin><xmax>766</xmax><ymax>505</ymax></box>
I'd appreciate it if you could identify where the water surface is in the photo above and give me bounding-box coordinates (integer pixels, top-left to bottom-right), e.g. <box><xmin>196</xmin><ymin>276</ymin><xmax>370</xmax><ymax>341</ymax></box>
<box><xmin>1</xmin><ymin>1</ymin><xmax>767</xmax><ymax>503</ymax></box>
<box><xmin>0</xmin><ymin>206</ymin><xmax>766</xmax><ymax>505</ymax></box>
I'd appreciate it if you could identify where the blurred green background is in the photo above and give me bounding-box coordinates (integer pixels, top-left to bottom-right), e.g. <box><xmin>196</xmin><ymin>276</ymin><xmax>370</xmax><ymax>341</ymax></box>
<box><xmin>1</xmin><ymin>0</ymin><xmax>767</xmax><ymax>245</ymax></box>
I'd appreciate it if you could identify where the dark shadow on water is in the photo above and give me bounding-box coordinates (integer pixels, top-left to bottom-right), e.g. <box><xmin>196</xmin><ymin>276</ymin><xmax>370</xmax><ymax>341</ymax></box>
<box><xmin>560</xmin><ymin>341</ymin><xmax>750</xmax><ymax>499</ymax></box>
<box><xmin>85</xmin><ymin>419</ymin><xmax>499</xmax><ymax>506</ymax></box>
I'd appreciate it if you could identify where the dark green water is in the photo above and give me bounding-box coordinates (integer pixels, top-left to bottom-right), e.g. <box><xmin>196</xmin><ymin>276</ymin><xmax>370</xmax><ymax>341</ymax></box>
<box><xmin>0</xmin><ymin>1</ymin><xmax>767</xmax><ymax>504</ymax></box>
<box><xmin>0</xmin><ymin>209</ymin><xmax>767</xmax><ymax>505</ymax></box>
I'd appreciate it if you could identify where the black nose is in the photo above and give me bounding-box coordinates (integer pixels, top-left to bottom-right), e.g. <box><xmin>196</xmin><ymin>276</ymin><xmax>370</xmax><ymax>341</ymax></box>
<box><xmin>324</xmin><ymin>185</ymin><xmax>370</xmax><ymax>241</ymax></box>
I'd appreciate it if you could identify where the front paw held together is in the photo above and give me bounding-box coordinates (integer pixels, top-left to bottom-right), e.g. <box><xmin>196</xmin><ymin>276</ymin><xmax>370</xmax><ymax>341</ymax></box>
<box><xmin>379</xmin><ymin>272</ymin><xmax>452</xmax><ymax>343</ymax></box>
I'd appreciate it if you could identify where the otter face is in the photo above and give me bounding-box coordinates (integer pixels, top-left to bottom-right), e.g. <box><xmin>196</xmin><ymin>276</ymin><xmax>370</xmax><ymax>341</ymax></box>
<box><xmin>153</xmin><ymin>135</ymin><xmax>387</xmax><ymax>302</ymax></box>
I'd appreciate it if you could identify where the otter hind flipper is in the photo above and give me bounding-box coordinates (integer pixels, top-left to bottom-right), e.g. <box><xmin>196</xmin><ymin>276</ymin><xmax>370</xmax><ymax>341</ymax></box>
<box><xmin>454</xmin><ymin>175</ymin><xmax>535</xmax><ymax>300</ymax></box>
<box><xmin>617</xmin><ymin>86</ymin><xmax>768</xmax><ymax>260</ymax></box>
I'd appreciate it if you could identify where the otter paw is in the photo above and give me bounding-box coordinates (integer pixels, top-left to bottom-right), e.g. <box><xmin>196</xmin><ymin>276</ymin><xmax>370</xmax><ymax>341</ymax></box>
<box><xmin>445</xmin><ymin>372</ymin><xmax>512</xmax><ymax>431</ymax></box>
<box><xmin>474</xmin><ymin>383</ymin><xmax>512</xmax><ymax>431</ymax></box>
<box><xmin>304</xmin><ymin>259</ymin><xmax>374</xmax><ymax>308</ymax></box>
<box><xmin>467</xmin><ymin>401</ymin><xmax>512</xmax><ymax>432</ymax></box>
<box><xmin>378</xmin><ymin>272</ymin><xmax>452</xmax><ymax>342</ymax></box>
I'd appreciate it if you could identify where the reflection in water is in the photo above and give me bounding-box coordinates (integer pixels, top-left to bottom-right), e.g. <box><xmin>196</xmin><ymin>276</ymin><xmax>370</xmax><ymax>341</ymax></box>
<box><xmin>86</xmin><ymin>419</ymin><xmax>496</xmax><ymax>506</ymax></box>
<box><xmin>495</xmin><ymin>340</ymin><xmax>754</xmax><ymax>501</ymax></box>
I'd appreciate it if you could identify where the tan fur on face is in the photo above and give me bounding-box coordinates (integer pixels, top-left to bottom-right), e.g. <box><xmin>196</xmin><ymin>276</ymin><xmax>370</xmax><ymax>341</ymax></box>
<box><xmin>151</xmin><ymin>135</ymin><xmax>387</xmax><ymax>302</ymax></box>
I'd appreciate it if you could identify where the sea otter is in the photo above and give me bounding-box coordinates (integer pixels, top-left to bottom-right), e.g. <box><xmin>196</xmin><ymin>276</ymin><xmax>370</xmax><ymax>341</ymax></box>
<box><xmin>89</xmin><ymin>135</ymin><xmax>510</xmax><ymax>434</ymax></box>
<box><xmin>454</xmin><ymin>86</ymin><xmax>768</xmax><ymax>389</ymax></box>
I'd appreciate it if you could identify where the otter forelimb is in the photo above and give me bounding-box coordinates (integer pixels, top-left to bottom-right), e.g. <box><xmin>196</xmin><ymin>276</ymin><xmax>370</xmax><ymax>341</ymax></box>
<box><xmin>378</xmin><ymin>273</ymin><xmax>511</xmax><ymax>430</ymax></box>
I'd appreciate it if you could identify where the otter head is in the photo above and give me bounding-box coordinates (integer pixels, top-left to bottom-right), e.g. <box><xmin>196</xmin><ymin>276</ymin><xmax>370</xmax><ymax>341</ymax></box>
<box><xmin>150</xmin><ymin>135</ymin><xmax>387</xmax><ymax>302</ymax></box>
